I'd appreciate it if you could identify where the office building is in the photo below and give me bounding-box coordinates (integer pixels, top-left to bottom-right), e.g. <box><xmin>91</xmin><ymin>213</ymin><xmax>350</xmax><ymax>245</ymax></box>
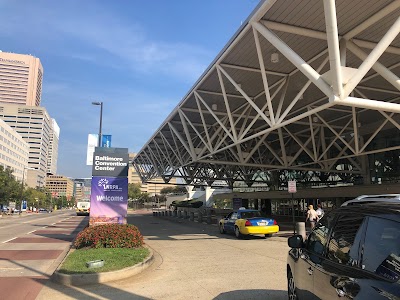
<box><xmin>0</xmin><ymin>118</ymin><xmax>29</xmax><ymax>182</ymax></box>
<box><xmin>129</xmin><ymin>153</ymin><xmax>177</xmax><ymax>195</ymax></box>
<box><xmin>45</xmin><ymin>175</ymin><xmax>74</xmax><ymax>200</ymax></box>
<box><xmin>47</xmin><ymin>118</ymin><xmax>59</xmax><ymax>175</ymax></box>
<box><xmin>0</xmin><ymin>103</ymin><xmax>52</xmax><ymax>187</ymax></box>
<box><xmin>0</xmin><ymin>51</ymin><xmax>43</xmax><ymax>106</ymax></box>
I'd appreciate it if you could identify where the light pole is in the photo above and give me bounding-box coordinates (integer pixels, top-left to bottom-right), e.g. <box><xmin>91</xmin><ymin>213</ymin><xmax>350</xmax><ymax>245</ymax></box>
<box><xmin>92</xmin><ymin>101</ymin><xmax>103</xmax><ymax>147</ymax></box>
<box><xmin>20</xmin><ymin>166</ymin><xmax>35</xmax><ymax>212</ymax></box>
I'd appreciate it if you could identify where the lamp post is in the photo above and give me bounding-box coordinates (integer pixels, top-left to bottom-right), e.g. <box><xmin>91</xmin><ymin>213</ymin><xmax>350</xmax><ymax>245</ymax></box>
<box><xmin>92</xmin><ymin>101</ymin><xmax>103</xmax><ymax>147</ymax></box>
<box><xmin>20</xmin><ymin>166</ymin><xmax>35</xmax><ymax>212</ymax></box>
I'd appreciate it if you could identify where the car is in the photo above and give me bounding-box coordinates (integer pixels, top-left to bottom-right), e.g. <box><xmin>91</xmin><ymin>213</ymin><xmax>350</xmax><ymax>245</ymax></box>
<box><xmin>219</xmin><ymin>208</ymin><xmax>279</xmax><ymax>239</ymax></box>
<box><xmin>341</xmin><ymin>194</ymin><xmax>400</xmax><ymax>206</ymax></box>
<box><xmin>287</xmin><ymin>202</ymin><xmax>400</xmax><ymax>299</ymax></box>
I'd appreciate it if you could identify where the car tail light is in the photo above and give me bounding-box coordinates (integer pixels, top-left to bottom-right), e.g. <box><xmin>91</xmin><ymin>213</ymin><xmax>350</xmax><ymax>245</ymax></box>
<box><xmin>245</xmin><ymin>220</ymin><xmax>252</xmax><ymax>226</ymax></box>
<box><xmin>273</xmin><ymin>220</ymin><xmax>278</xmax><ymax>225</ymax></box>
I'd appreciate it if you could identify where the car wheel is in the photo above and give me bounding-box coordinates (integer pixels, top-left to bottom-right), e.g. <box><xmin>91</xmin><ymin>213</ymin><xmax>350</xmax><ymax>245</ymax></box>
<box><xmin>219</xmin><ymin>224</ymin><xmax>226</xmax><ymax>234</ymax></box>
<box><xmin>288</xmin><ymin>270</ymin><xmax>298</xmax><ymax>300</ymax></box>
<box><xmin>234</xmin><ymin>226</ymin><xmax>242</xmax><ymax>239</ymax></box>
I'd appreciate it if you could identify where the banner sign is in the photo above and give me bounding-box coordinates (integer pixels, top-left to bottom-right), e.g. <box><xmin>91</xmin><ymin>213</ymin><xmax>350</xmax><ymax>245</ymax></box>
<box><xmin>87</xmin><ymin>134</ymin><xmax>112</xmax><ymax>165</ymax></box>
<box><xmin>92</xmin><ymin>147</ymin><xmax>129</xmax><ymax>177</ymax></box>
<box><xmin>90</xmin><ymin>176</ymin><xmax>128</xmax><ymax>225</ymax></box>
<box><xmin>101</xmin><ymin>135</ymin><xmax>112</xmax><ymax>147</ymax></box>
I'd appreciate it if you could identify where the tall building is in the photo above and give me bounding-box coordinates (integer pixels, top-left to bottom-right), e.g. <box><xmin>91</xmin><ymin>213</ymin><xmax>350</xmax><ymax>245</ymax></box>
<box><xmin>129</xmin><ymin>153</ymin><xmax>177</xmax><ymax>195</ymax></box>
<box><xmin>47</xmin><ymin>118</ymin><xmax>60</xmax><ymax>175</ymax></box>
<box><xmin>0</xmin><ymin>103</ymin><xmax>52</xmax><ymax>187</ymax></box>
<box><xmin>0</xmin><ymin>51</ymin><xmax>43</xmax><ymax>106</ymax></box>
<box><xmin>0</xmin><ymin>118</ymin><xmax>29</xmax><ymax>182</ymax></box>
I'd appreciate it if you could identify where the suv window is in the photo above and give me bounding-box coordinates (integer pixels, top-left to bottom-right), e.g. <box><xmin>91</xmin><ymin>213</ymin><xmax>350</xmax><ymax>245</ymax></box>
<box><xmin>306</xmin><ymin>213</ymin><xmax>335</xmax><ymax>263</ymax></box>
<box><xmin>327</xmin><ymin>214</ymin><xmax>366</xmax><ymax>267</ymax></box>
<box><xmin>362</xmin><ymin>217</ymin><xmax>400</xmax><ymax>281</ymax></box>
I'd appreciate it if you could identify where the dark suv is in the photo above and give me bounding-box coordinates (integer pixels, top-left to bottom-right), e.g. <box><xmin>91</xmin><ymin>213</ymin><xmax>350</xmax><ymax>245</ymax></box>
<box><xmin>287</xmin><ymin>203</ymin><xmax>400</xmax><ymax>299</ymax></box>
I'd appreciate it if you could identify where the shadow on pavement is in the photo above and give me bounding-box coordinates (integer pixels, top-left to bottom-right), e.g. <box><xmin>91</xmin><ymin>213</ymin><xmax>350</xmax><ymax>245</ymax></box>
<box><xmin>214</xmin><ymin>289</ymin><xmax>287</xmax><ymax>300</ymax></box>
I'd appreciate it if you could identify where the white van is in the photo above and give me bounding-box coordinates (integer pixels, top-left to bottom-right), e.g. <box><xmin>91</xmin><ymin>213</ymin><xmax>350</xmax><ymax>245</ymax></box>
<box><xmin>341</xmin><ymin>194</ymin><xmax>400</xmax><ymax>206</ymax></box>
<box><xmin>76</xmin><ymin>201</ymin><xmax>90</xmax><ymax>216</ymax></box>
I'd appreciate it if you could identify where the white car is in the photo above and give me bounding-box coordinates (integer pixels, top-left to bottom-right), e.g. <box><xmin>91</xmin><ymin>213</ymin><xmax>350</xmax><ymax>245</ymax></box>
<box><xmin>341</xmin><ymin>194</ymin><xmax>400</xmax><ymax>206</ymax></box>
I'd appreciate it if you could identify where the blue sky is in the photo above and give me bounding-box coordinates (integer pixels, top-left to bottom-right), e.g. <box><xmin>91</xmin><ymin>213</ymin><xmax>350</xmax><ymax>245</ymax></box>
<box><xmin>0</xmin><ymin>0</ymin><xmax>260</xmax><ymax>178</ymax></box>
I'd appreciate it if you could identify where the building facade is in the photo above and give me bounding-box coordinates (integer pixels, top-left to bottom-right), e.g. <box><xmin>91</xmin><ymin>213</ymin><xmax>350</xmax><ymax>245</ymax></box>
<box><xmin>47</xmin><ymin>118</ymin><xmax>59</xmax><ymax>175</ymax></box>
<box><xmin>0</xmin><ymin>52</ymin><xmax>43</xmax><ymax>106</ymax></box>
<box><xmin>0</xmin><ymin>103</ymin><xmax>52</xmax><ymax>187</ymax></box>
<box><xmin>129</xmin><ymin>153</ymin><xmax>177</xmax><ymax>195</ymax></box>
<box><xmin>45</xmin><ymin>175</ymin><xmax>74</xmax><ymax>200</ymax></box>
<box><xmin>0</xmin><ymin>118</ymin><xmax>29</xmax><ymax>182</ymax></box>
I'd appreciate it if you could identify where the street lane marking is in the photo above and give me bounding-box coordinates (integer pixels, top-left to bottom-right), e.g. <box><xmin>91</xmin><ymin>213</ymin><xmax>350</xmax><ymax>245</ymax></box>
<box><xmin>2</xmin><ymin>237</ymin><xmax>16</xmax><ymax>243</ymax></box>
<box><xmin>27</xmin><ymin>230</ymin><xmax>36</xmax><ymax>234</ymax></box>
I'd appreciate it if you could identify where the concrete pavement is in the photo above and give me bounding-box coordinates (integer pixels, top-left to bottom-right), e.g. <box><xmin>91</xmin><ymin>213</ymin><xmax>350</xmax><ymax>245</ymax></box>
<box><xmin>37</xmin><ymin>210</ymin><xmax>290</xmax><ymax>300</ymax></box>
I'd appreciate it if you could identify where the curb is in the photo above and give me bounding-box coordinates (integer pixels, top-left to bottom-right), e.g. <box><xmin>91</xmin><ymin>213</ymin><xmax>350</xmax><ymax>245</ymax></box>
<box><xmin>51</xmin><ymin>246</ymin><xmax>154</xmax><ymax>286</ymax></box>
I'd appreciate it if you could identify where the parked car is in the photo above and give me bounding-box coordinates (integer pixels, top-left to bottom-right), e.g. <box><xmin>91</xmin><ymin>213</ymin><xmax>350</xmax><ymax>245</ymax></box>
<box><xmin>341</xmin><ymin>194</ymin><xmax>400</xmax><ymax>206</ymax></box>
<box><xmin>287</xmin><ymin>202</ymin><xmax>400</xmax><ymax>299</ymax></box>
<box><xmin>219</xmin><ymin>208</ymin><xmax>279</xmax><ymax>239</ymax></box>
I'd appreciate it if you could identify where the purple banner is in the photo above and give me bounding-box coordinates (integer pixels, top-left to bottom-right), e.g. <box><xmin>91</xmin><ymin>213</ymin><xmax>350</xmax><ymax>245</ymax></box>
<box><xmin>90</xmin><ymin>176</ymin><xmax>128</xmax><ymax>226</ymax></box>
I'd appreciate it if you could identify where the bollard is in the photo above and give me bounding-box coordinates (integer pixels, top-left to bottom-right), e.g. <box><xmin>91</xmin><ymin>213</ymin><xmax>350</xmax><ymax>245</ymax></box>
<box><xmin>162</xmin><ymin>211</ymin><xmax>165</xmax><ymax>216</ymax></box>
<box><xmin>295</xmin><ymin>222</ymin><xmax>307</xmax><ymax>242</ymax></box>
<box><xmin>153</xmin><ymin>212</ymin><xmax>156</xmax><ymax>216</ymax></box>
<box><xmin>168</xmin><ymin>210</ymin><xmax>172</xmax><ymax>217</ymax></box>
<box><xmin>183</xmin><ymin>211</ymin><xmax>188</xmax><ymax>219</ymax></box>
<box><xmin>189</xmin><ymin>212</ymin><xmax>194</xmax><ymax>221</ymax></box>
<box><xmin>173</xmin><ymin>210</ymin><xmax>177</xmax><ymax>217</ymax></box>
<box><xmin>178</xmin><ymin>211</ymin><xmax>182</xmax><ymax>218</ymax></box>
<box><xmin>197</xmin><ymin>212</ymin><xmax>203</xmax><ymax>223</ymax></box>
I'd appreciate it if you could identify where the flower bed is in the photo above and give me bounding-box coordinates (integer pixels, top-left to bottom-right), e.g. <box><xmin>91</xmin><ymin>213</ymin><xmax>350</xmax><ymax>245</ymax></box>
<box><xmin>74</xmin><ymin>224</ymin><xmax>144</xmax><ymax>249</ymax></box>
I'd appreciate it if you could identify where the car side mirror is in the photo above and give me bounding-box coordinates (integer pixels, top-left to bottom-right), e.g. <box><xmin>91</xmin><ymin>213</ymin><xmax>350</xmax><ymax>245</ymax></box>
<box><xmin>288</xmin><ymin>235</ymin><xmax>304</xmax><ymax>248</ymax></box>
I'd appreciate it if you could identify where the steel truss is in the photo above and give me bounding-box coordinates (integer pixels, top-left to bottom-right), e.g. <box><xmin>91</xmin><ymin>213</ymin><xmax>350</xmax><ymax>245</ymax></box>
<box><xmin>133</xmin><ymin>0</ymin><xmax>400</xmax><ymax>187</ymax></box>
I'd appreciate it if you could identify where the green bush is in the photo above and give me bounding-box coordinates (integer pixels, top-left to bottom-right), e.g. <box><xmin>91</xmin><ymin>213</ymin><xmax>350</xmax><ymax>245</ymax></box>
<box><xmin>74</xmin><ymin>224</ymin><xmax>144</xmax><ymax>249</ymax></box>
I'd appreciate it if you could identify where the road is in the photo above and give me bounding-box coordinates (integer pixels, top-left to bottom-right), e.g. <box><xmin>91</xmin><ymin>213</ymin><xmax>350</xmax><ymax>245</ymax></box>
<box><xmin>38</xmin><ymin>210</ymin><xmax>291</xmax><ymax>300</ymax></box>
<box><xmin>0</xmin><ymin>210</ymin><xmax>88</xmax><ymax>300</ymax></box>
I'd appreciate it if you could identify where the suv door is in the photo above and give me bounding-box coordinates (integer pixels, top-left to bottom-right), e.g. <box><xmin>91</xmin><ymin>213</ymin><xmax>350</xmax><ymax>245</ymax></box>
<box><xmin>313</xmin><ymin>213</ymin><xmax>367</xmax><ymax>299</ymax></box>
<box><xmin>294</xmin><ymin>214</ymin><xmax>333</xmax><ymax>299</ymax></box>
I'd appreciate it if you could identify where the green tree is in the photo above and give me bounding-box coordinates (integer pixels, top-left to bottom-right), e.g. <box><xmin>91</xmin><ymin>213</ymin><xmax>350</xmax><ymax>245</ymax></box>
<box><xmin>128</xmin><ymin>183</ymin><xmax>142</xmax><ymax>200</ymax></box>
<box><xmin>0</xmin><ymin>166</ymin><xmax>21</xmax><ymax>205</ymax></box>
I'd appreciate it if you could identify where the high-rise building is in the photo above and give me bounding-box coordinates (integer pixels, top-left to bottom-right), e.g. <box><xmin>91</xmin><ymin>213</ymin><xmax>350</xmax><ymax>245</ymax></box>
<box><xmin>0</xmin><ymin>51</ymin><xmax>43</xmax><ymax>106</ymax></box>
<box><xmin>47</xmin><ymin>118</ymin><xmax>60</xmax><ymax>175</ymax></box>
<box><xmin>0</xmin><ymin>103</ymin><xmax>52</xmax><ymax>187</ymax></box>
<box><xmin>0</xmin><ymin>118</ymin><xmax>29</xmax><ymax>182</ymax></box>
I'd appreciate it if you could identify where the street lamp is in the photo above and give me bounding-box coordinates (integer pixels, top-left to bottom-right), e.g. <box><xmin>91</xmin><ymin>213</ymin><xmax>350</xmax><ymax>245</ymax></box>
<box><xmin>92</xmin><ymin>101</ymin><xmax>103</xmax><ymax>147</ymax></box>
<box><xmin>20</xmin><ymin>166</ymin><xmax>35</xmax><ymax>212</ymax></box>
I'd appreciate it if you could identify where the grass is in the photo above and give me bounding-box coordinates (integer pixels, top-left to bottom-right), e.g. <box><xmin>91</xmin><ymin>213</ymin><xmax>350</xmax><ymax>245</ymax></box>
<box><xmin>58</xmin><ymin>247</ymin><xmax>150</xmax><ymax>274</ymax></box>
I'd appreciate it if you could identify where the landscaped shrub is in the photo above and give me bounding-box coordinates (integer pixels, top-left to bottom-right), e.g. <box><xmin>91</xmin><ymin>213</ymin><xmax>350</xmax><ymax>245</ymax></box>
<box><xmin>74</xmin><ymin>224</ymin><xmax>144</xmax><ymax>249</ymax></box>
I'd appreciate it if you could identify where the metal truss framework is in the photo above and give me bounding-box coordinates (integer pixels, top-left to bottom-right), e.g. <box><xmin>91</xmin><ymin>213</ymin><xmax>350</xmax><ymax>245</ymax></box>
<box><xmin>133</xmin><ymin>0</ymin><xmax>400</xmax><ymax>187</ymax></box>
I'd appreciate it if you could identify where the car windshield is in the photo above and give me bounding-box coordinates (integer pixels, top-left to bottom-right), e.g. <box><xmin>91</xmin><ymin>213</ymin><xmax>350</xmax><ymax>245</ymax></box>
<box><xmin>240</xmin><ymin>211</ymin><xmax>261</xmax><ymax>219</ymax></box>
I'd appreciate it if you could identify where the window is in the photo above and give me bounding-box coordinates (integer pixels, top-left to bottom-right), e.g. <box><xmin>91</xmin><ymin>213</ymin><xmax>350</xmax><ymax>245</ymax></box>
<box><xmin>305</xmin><ymin>213</ymin><xmax>335</xmax><ymax>263</ymax></box>
<box><xmin>327</xmin><ymin>214</ymin><xmax>366</xmax><ymax>267</ymax></box>
<box><xmin>362</xmin><ymin>217</ymin><xmax>400</xmax><ymax>281</ymax></box>
<box><xmin>230</xmin><ymin>212</ymin><xmax>238</xmax><ymax>220</ymax></box>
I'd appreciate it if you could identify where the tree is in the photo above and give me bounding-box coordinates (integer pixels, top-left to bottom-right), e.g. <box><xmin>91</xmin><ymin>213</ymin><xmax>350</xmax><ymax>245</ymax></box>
<box><xmin>128</xmin><ymin>183</ymin><xmax>142</xmax><ymax>200</ymax></box>
<box><xmin>0</xmin><ymin>166</ymin><xmax>20</xmax><ymax>205</ymax></box>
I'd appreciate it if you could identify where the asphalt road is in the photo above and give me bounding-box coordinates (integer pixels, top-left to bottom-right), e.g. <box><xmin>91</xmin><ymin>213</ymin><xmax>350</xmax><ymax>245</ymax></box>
<box><xmin>38</xmin><ymin>210</ymin><xmax>291</xmax><ymax>300</ymax></box>
<box><xmin>0</xmin><ymin>210</ymin><xmax>88</xmax><ymax>300</ymax></box>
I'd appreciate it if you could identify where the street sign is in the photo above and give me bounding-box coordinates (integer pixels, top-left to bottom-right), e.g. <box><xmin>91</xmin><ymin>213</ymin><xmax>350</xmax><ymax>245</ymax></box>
<box><xmin>288</xmin><ymin>181</ymin><xmax>297</xmax><ymax>193</ymax></box>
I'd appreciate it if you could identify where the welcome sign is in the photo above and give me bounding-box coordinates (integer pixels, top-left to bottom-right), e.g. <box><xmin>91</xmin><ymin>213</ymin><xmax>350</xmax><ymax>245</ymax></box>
<box><xmin>90</xmin><ymin>176</ymin><xmax>128</xmax><ymax>225</ymax></box>
<box><xmin>90</xmin><ymin>147</ymin><xmax>129</xmax><ymax>226</ymax></box>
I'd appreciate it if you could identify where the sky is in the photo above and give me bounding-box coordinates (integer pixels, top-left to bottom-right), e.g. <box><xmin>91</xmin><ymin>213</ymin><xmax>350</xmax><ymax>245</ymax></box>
<box><xmin>0</xmin><ymin>0</ymin><xmax>260</xmax><ymax>179</ymax></box>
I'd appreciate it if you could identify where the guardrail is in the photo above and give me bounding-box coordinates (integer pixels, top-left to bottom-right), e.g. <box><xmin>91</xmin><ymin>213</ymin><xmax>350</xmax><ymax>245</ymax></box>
<box><xmin>152</xmin><ymin>207</ymin><xmax>233</xmax><ymax>225</ymax></box>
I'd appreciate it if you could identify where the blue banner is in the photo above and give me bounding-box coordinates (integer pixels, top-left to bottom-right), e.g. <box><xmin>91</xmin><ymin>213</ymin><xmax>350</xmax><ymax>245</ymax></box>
<box><xmin>101</xmin><ymin>135</ymin><xmax>112</xmax><ymax>147</ymax></box>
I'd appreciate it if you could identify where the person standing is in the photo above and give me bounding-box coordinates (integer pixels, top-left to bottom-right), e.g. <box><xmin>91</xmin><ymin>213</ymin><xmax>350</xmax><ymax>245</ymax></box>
<box><xmin>306</xmin><ymin>205</ymin><xmax>318</xmax><ymax>230</ymax></box>
<box><xmin>316</xmin><ymin>203</ymin><xmax>324</xmax><ymax>221</ymax></box>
